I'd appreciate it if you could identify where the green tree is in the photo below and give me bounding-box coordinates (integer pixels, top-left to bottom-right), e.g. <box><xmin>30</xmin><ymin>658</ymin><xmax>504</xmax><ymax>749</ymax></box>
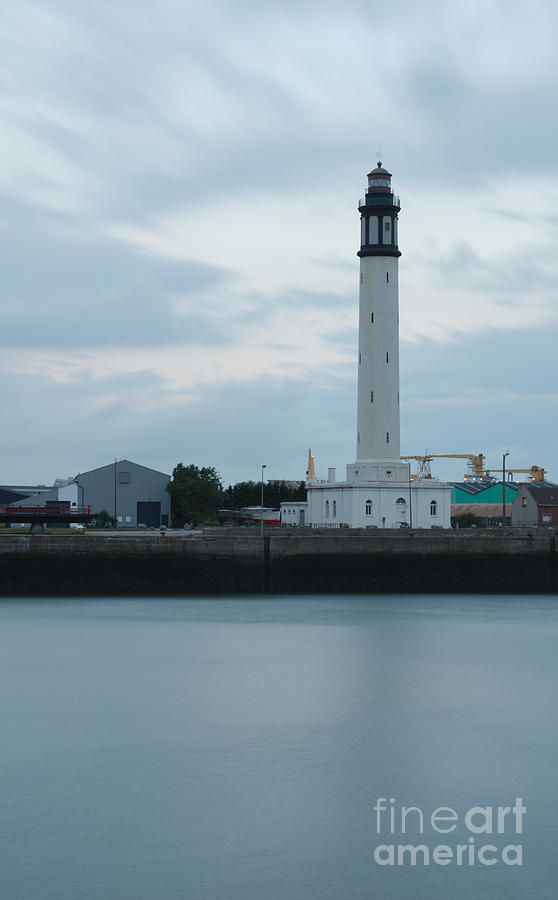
<box><xmin>451</xmin><ymin>512</ymin><xmax>484</xmax><ymax>528</ymax></box>
<box><xmin>264</xmin><ymin>480</ymin><xmax>307</xmax><ymax>507</ymax></box>
<box><xmin>167</xmin><ymin>463</ymin><xmax>224</xmax><ymax>526</ymax></box>
<box><xmin>222</xmin><ymin>481</ymin><xmax>260</xmax><ymax>507</ymax></box>
<box><xmin>222</xmin><ymin>480</ymin><xmax>307</xmax><ymax>508</ymax></box>
<box><xmin>89</xmin><ymin>509</ymin><xmax>117</xmax><ymax>528</ymax></box>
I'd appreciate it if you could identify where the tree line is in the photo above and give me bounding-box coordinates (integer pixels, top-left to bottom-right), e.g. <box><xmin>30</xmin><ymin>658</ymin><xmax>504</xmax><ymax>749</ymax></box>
<box><xmin>166</xmin><ymin>463</ymin><xmax>306</xmax><ymax>526</ymax></box>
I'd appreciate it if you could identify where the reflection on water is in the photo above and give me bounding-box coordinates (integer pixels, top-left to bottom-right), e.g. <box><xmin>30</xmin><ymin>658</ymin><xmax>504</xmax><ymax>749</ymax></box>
<box><xmin>0</xmin><ymin>595</ymin><xmax>557</xmax><ymax>899</ymax></box>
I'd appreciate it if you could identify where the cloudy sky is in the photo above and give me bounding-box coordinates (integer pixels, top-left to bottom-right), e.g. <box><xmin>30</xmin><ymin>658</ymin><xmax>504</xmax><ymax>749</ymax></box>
<box><xmin>2</xmin><ymin>0</ymin><xmax>558</xmax><ymax>486</ymax></box>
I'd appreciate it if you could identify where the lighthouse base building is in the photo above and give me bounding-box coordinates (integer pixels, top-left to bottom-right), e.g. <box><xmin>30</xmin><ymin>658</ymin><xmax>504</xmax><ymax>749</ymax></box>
<box><xmin>305</xmin><ymin>462</ymin><xmax>451</xmax><ymax>529</ymax></box>
<box><xmin>299</xmin><ymin>163</ymin><xmax>451</xmax><ymax>530</ymax></box>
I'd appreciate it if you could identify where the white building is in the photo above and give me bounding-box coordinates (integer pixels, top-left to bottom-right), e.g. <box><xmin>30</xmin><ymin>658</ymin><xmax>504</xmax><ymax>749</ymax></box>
<box><xmin>306</xmin><ymin>163</ymin><xmax>451</xmax><ymax>529</ymax></box>
<box><xmin>280</xmin><ymin>501</ymin><xmax>309</xmax><ymax>527</ymax></box>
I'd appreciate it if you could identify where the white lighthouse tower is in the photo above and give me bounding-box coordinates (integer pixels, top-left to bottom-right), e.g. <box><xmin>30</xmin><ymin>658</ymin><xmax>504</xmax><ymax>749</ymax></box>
<box><xmin>356</xmin><ymin>161</ymin><xmax>401</xmax><ymax>462</ymax></box>
<box><xmin>304</xmin><ymin>162</ymin><xmax>451</xmax><ymax>529</ymax></box>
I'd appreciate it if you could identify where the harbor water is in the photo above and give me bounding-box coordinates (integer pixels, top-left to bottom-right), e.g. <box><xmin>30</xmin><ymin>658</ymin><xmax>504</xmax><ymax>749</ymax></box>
<box><xmin>1</xmin><ymin>595</ymin><xmax>557</xmax><ymax>899</ymax></box>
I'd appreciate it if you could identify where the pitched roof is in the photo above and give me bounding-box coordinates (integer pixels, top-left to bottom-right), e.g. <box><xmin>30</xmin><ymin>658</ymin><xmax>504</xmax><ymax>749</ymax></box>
<box><xmin>77</xmin><ymin>459</ymin><xmax>170</xmax><ymax>479</ymax></box>
<box><xmin>451</xmin><ymin>481</ymin><xmax>495</xmax><ymax>495</ymax></box>
<box><xmin>0</xmin><ymin>488</ymin><xmax>29</xmax><ymax>504</ymax></box>
<box><xmin>452</xmin><ymin>503</ymin><xmax>512</xmax><ymax>516</ymax></box>
<box><xmin>525</xmin><ymin>484</ymin><xmax>558</xmax><ymax>506</ymax></box>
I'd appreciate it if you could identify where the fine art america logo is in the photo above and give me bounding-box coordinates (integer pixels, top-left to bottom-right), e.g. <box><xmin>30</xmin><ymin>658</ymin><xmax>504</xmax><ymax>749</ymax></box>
<box><xmin>373</xmin><ymin>797</ymin><xmax>525</xmax><ymax>867</ymax></box>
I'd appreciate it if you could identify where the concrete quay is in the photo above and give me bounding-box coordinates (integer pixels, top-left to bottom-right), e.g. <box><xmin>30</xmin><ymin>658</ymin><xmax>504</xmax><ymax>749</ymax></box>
<box><xmin>0</xmin><ymin>528</ymin><xmax>556</xmax><ymax>595</ymax></box>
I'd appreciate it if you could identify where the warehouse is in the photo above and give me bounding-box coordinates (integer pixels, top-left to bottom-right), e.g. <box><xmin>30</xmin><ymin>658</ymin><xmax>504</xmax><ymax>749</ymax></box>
<box><xmin>10</xmin><ymin>460</ymin><xmax>170</xmax><ymax>528</ymax></box>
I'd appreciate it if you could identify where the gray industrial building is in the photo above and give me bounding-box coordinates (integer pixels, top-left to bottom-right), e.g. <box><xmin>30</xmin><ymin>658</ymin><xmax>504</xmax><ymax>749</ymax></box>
<box><xmin>0</xmin><ymin>487</ymin><xmax>30</xmax><ymax>504</ymax></box>
<box><xmin>76</xmin><ymin>460</ymin><xmax>171</xmax><ymax>527</ymax></box>
<box><xmin>10</xmin><ymin>459</ymin><xmax>171</xmax><ymax>527</ymax></box>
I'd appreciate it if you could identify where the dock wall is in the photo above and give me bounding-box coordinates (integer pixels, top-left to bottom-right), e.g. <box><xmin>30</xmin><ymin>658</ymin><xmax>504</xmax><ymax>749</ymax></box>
<box><xmin>0</xmin><ymin>529</ymin><xmax>556</xmax><ymax>595</ymax></box>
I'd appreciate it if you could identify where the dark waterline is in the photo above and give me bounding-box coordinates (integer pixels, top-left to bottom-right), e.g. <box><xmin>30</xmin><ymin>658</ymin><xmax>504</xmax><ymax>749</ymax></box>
<box><xmin>1</xmin><ymin>594</ymin><xmax>557</xmax><ymax>899</ymax></box>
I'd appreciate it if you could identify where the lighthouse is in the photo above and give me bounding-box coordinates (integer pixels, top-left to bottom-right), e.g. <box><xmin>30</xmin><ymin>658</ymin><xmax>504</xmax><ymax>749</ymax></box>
<box><xmin>345</xmin><ymin>162</ymin><xmax>408</xmax><ymax>487</ymax></box>
<box><xmin>302</xmin><ymin>162</ymin><xmax>452</xmax><ymax>529</ymax></box>
<box><xmin>356</xmin><ymin>162</ymin><xmax>401</xmax><ymax>461</ymax></box>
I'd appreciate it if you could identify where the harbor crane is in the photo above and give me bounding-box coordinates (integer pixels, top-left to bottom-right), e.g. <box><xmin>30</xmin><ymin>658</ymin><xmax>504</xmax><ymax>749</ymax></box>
<box><xmin>401</xmin><ymin>454</ymin><xmax>546</xmax><ymax>482</ymax></box>
<box><xmin>485</xmin><ymin>465</ymin><xmax>547</xmax><ymax>482</ymax></box>
<box><xmin>400</xmin><ymin>453</ymin><xmax>486</xmax><ymax>479</ymax></box>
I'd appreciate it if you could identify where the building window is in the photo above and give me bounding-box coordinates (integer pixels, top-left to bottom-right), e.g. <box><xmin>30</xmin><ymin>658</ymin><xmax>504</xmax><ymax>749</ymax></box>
<box><xmin>360</xmin><ymin>273</ymin><xmax>363</xmax><ymax>284</ymax></box>
<box><xmin>361</xmin><ymin>217</ymin><xmax>366</xmax><ymax>246</ymax></box>
<box><xmin>325</xmin><ymin>500</ymin><xmax>330</xmax><ymax>518</ymax></box>
<box><xmin>542</xmin><ymin>513</ymin><xmax>552</xmax><ymax>524</ymax></box>
<box><xmin>365</xmin><ymin>499</ymin><xmax>372</xmax><ymax>515</ymax></box>
<box><xmin>386</xmin><ymin>432</ymin><xmax>389</xmax><ymax>444</ymax></box>
<box><xmin>371</xmin><ymin>312</ymin><xmax>374</xmax><ymax>323</ymax></box>
<box><xmin>118</xmin><ymin>471</ymin><xmax>131</xmax><ymax>484</ymax></box>
<box><xmin>369</xmin><ymin>216</ymin><xmax>378</xmax><ymax>244</ymax></box>
<box><xmin>370</xmin><ymin>391</ymin><xmax>374</xmax><ymax>402</ymax></box>
<box><xmin>357</xmin><ymin>433</ymin><xmax>360</xmax><ymax>443</ymax></box>
<box><xmin>386</xmin><ymin>272</ymin><xmax>389</xmax><ymax>283</ymax></box>
<box><xmin>384</xmin><ymin>219</ymin><xmax>391</xmax><ymax>233</ymax></box>
<box><xmin>430</xmin><ymin>500</ymin><xmax>438</xmax><ymax>516</ymax></box>
<box><xmin>333</xmin><ymin>500</ymin><xmax>337</xmax><ymax>518</ymax></box>
<box><xmin>359</xmin><ymin>352</ymin><xmax>361</xmax><ymax>363</ymax></box>
<box><xmin>386</xmin><ymin>352</ymin><xmax>389</xmax><ymax>363</ymax></box>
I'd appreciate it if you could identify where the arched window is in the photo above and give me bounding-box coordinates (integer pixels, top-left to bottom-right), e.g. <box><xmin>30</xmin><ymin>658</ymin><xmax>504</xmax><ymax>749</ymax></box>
<box><xmin>325</xmin><ymin>500</ymin><xmax>330</xmax><ymax>518</ymax></box>
<box><xmin>365</xmin><ymin>499</ymin><xmax>372</xmax><ymax>516</ymax></box>
<box><xmin>332</xmin><ymin>500</ymin><xmax>337</xmax><ymax>518</ymax></box>
<box><xmin>430</xmin><ymin>500</ymin><xmax>437</xmax><ymax>517</ymax></box>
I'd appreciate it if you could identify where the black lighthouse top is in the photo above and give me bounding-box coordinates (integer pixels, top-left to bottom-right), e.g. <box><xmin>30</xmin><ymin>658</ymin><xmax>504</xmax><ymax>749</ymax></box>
<box><xmin>366</xmin><ymin>162</ymin><xmax>393</xmax><ymax>192</ymax></box>
<box><xmin>357</xmin><ymin>161</ymin><xmax>401</xmax><ymax>259</ymax></box>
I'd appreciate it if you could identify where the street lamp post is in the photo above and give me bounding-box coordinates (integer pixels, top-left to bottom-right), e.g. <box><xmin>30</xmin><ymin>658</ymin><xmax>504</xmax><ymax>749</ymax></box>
<box><xmin>502</xmin><ymin>452</ymin><xmax>509</xmax><ymax>533</ymax></box>
<box><xmin>408</xmin><ymin>464</ymin><xmax>413</xmax><ymax>529</ymax></box>
<box><xmin>260</xmin><ymin>464</ymin><xmax>267</xmax><ymax>537</ymax></box>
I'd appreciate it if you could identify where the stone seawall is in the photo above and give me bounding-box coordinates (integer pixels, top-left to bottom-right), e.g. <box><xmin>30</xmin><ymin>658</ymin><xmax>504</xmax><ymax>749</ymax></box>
<box><xmin>0</xmin><ymin>530</ymin><xmax>556</xmax><ymax>595</ymax></box>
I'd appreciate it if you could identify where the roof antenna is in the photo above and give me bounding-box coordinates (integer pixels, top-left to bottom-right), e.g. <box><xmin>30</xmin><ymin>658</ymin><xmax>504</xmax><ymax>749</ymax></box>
<box><xmin>377</xmin><ymin>143</ymin><xmax>382</xmax><ymax>166</ymax></box>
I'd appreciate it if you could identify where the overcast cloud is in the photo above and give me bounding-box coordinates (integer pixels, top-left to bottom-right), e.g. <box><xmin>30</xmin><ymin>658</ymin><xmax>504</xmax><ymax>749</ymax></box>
<box><xmin>1</xmin><ymin>0</ymin><xmax>557</xmax><ymax>484</ymax></box>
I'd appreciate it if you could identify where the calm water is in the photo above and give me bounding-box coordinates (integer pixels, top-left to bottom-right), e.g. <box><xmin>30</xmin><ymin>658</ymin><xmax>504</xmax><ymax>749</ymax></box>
<box><xmin>1</xmin><ymin>594</ymin><xmax>557</xmax><ymax>899</ymax></box>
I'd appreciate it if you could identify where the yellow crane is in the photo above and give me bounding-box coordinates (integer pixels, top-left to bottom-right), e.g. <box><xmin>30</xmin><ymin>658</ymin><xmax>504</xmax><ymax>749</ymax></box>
<box><xmin>401</xmin><ymin>454</ymin><xmax>546</xmax><ymax>483</ymax></box>
<box><xmin>401</xmin><ymin>453</ymin><xmax>486</xmax><ymax>479</ymax></box>
<box><xmin>400</xmin><ymin>455</ymin><xmax>434</xmax><ymax>479</ymax></box>
<box><xmin>485</xmin><ymin>465</ymin><xmax>547</xmax><ymax>482</ymax></box>
<box><xmin>431</xmin><ymin>453</ymin><xmax>486</xmax><ymax>477</ymax></box>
